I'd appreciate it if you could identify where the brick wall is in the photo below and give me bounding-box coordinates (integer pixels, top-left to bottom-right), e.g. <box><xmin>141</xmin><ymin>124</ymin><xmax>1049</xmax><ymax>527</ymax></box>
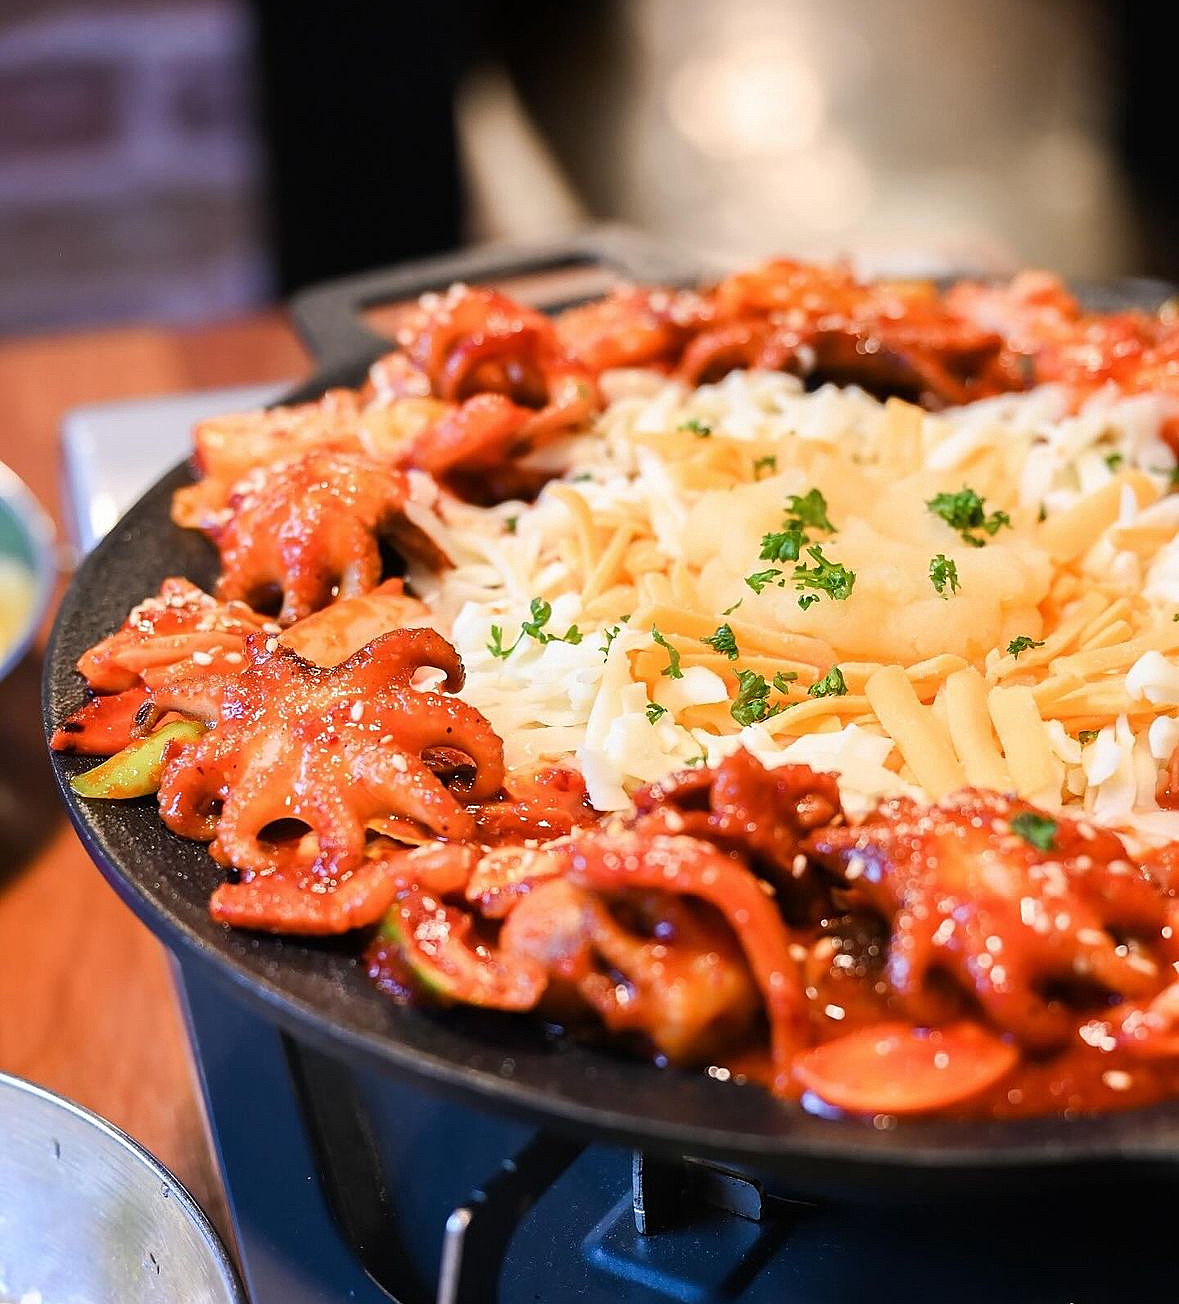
<box><xmin>0</xmin><ymin>0</ymin><xmax>272</xmax><ymax>335</ymax></box>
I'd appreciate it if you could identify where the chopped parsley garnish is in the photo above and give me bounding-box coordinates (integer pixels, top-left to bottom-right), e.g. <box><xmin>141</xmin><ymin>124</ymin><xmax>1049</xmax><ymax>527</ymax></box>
<box><xmin>702</xmin><ymin>623</ymin><xmax>739</xmax><ymax>660</ymax></box>
<box><xmin>759</xmin><ymin>488</ymin><xmax>836</xmax><ymax>565</ymax></box>
<box><xmin>679</xmin><ymin>418</ymin><xmax>712</xmax><ymax>437</ymax></box>
<box><xmin>807</xmin><ymin>666</ymin><xmax>848</xmax><ymax>699</ymax></box>
<box><xmin>722</xmin><ymin>599</ymin><xmax>743</xmax><ymax>616</ymax></box>
<box><xmin>651</xmin><ymin>628</ymin><xmax>683</xmax><ymax>678</ymax></box>
<box><xmin>926</xmin><ymin>487</ymin><xmax>1011</xmax><ymax>547</ymax></box>
<box><xmin>793</xmin><ymin>545</ymin><xmax>856</xmax><ymax>608</ymax></box>
<box><xmin>929</xmin><ymin>554</ymin><xmax>960</xmax><ymax>597</ymax></box>
<box><xmin>685</xmin><ymin>752</ymin><xmax>709</xmax><ymax>768</ymax></box>
<box><xmin>504</xmin><ymin>515</ymin><xmax>518</xmax><ymax>535</ymax></box>
<box><xmin>487</xmin><ymin>625</ymin><xmax>516</xmax><ymax>659</ymax></box>
<box><xmin>752</xmin><ymin>454</ymin><xmax>778</xmax><ymax>479</ymax></box>
<box><xmin>1104</xmin><ymin>452</ymin><xmax>1125</xmax><ymax>471</ymax></box>
<box><xmin>520</xmin><ymin>598</ymin><xmax>581</xmax><ymax>646</ymax></box>
<box><xmin>745</xmin><ymin>568</ymin><xmax>784</xmax><ymax>594</ymax></box>
<box><xmin>645</xmin><ymin>702</ymin><xmax>668</xmax><ymax>724</ymax></box>
<box><xmin>759</xmin><ymin>530</ymin><xmax>806</xmax><ymax>564</ymax></box>
<box><xmin>785</xmin><ymin>488</ymin><xmax>835</xmax><ymax>533</ymax></box>
<box><xmin>1078</xmin><ymin>729</ymin><xmax>1099</xmax><ymax>745</ymax></box>
<box><xmin>487</xmin><ymin>598</ymin><xmax>581</xmax><ymax>659</ymax></box>
<box><xmin>749</xmin><ymin>488</ymin><xmax>846</xmax><ymax>598</ymax></box>
<box><xmin>1010</xmin><ymin>810</ymin><xmax>1057</xmax><ymax>851</ymax></box>
<box><xmin>600</xmin><ymin>624</ymin><xmax>622</xmax><ymax>660</ymax></box>
<box><xmin>520</xmin><ymin>599</ymin><xmax>553</xmax><ymax>639</ymax></box>
<box><xmin>772</xmin><ymin>670</ymin><xmax>798</xmax><ymax>691</ymax></box>
<box><xmin>730</xmin><ymin>670</ymin><xmax>786</xmax><ymax>726</ymax></box>
<box><xmin>1006</xmin><ymin>635</ymin><xmax>1045</xmax><ymax>658</ymax></box>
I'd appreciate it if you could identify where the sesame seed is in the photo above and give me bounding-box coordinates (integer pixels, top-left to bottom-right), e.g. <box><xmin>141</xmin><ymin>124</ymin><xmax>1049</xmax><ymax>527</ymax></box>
<box><xmin>191</xmin><ymin>650</ymin><xmax>213</xmax><ymax>666</ymax></box>
<box><xmin>824</xmin><ymin>1003</ymin><xmax>846</xmax><ymax>1021</ymax></box>
<box><xmin>349</xmin><ymin>702</ymin><xmax>364</xmax><ymax>722</ymax></box>
<box><xmin>933</xmin><ymin>1052</ymin><xmax>950</xmax><ymax>1070</ymax></box>
<box><xmin>932</xmin><ymin>918</ymin><xmax>955</xmax><ymax>946</ymax></box>
<box><xmin>265</xmin><ymin>637</ymin><xmax>278</xmax><ymax>653</ymax></box>
<box><xmin>1102</xmin><ymin>1070</ymin><xmax>1132</xmax><ymax>1092</ymax></box>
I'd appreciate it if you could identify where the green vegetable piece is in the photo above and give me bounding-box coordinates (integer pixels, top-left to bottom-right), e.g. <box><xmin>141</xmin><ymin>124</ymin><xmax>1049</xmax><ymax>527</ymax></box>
<box><xmin>1010</xmin><ymin>810</ymin><xmax>1057</xmax><ymax>852</ymax></box>
<box><xmin>377</xmin><ymin>909</ymin><xmax>454</xmax><ymax>999</ymax></box>
<box><xmin>378</xmin><ymin>894</ymin><xmax>544</xmax><ymax>1007</ymax></box>
<box><xmin>70</xmin><ymin>719</ymin><xmax>206</xmax><ymax>800</ymax></box>
<box><xmin>646</xmin><ymin>702</ymin><xmax>668</xmax><ymax>723</ymax></box>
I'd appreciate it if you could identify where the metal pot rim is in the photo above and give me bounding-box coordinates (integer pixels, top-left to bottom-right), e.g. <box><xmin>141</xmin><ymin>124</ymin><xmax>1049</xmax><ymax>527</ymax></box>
<box><xmin>0</xmin><ymin>1070</ymin><xmax>246</xmax><ymax>1303</ymax></box>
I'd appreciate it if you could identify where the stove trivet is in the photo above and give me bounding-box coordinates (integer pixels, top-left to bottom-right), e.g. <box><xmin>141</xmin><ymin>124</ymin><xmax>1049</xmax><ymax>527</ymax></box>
<box><xmin>175</xmin><ymin>957</ymin><xmax>1175</xmax><ymax>1304</ymax></box>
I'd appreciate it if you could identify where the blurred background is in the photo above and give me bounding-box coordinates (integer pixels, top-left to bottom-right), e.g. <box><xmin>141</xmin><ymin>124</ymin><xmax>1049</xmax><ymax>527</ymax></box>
<box><xmin>0</xmin><ymin>0</ymin><xmax>1174</xmax><ymax>337</ymax></box>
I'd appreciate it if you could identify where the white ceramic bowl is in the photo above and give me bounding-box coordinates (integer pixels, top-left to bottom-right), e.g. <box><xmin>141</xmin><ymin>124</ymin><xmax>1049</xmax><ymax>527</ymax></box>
<box><xmin>0</xmin><ymin>462</ymin><xmax>55</xmax><ymax>681</ymax></box>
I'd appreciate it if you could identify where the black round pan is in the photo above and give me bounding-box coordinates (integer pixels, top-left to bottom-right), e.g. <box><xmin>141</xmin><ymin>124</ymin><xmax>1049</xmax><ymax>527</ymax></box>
<box><xmin>42</xmin><ymin>231</ymin><xmax>1179</xmax><ymax>1195</ymax></box>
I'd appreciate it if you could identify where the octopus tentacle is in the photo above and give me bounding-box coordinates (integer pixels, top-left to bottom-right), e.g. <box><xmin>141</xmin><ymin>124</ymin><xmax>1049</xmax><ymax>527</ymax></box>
<box><xmin>158</xmin><ymin>627</ymin><xmax>500</xmax><ymax>891</ymax></box>
<box><xmin>806</xmin><ymin>789</ymin><xmax>1179</xmax><ymax>1051</ymax></box>
<box><xmin>351</xmin><ymin>745</ymin><xmax>475</xmax><ymax>844</ymax></box>
<box><xmin>558</xmin><ymin>829</ymin><xmax>808</xmax><ymax>1093</ymax></box>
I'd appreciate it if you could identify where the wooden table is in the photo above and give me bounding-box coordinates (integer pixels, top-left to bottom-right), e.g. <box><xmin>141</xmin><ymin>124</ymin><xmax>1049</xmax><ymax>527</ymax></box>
<box><xmin>0</xmin><ymin>313</ymin><xmax>311</xmax><ymax>1242</ymax></box>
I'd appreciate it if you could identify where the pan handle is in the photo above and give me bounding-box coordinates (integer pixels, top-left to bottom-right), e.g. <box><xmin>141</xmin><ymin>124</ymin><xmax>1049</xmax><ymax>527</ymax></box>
<box><xmin>289</xmin><ymin>225</ymin><xmax>705</xmax><ymax>374</ymax></box>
